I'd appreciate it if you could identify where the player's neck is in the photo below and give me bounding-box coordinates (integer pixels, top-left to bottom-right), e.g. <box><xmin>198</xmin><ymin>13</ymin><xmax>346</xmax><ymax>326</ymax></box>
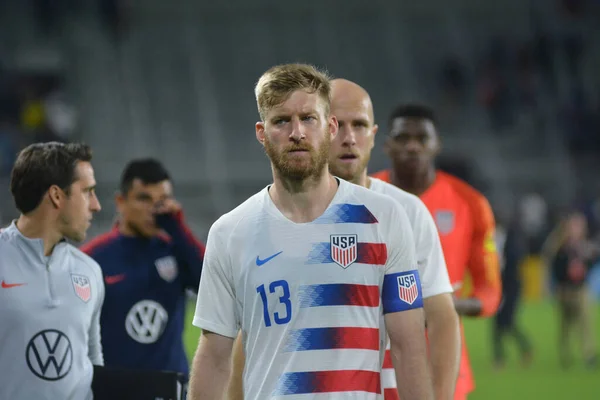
<box><xmin>349</xmin><ymin>170</ymin><xmax>370</xmax><ymax>188</ymax></box>
<box><xmin>391</xmin><ymin>165</ymin><xmax>436</xmax><ymax>196</ymax></box>
<box><xmin>118</xmin><ymin>222</ymin><xmax>138</xmax><ymax>238</ymax></box>
<box><xmin>270</xmin><ymin>169</ymin><xmax>339</xmax><ymax>223</ymax></box>
<box><xmin>16</xmin><ymin>212</ymin><xmax>63</xmax><ymax>256</ymax></box>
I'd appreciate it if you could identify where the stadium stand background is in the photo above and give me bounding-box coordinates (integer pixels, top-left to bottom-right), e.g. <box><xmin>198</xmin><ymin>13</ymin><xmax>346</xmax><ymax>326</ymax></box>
<box><xmin>1</xmin><ymin>0</ymin><xmax>599</xmax><ymax>378</ymax></box>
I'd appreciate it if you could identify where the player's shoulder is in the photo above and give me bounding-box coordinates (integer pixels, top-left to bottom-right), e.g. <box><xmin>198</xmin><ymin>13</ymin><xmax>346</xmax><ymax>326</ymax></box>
<box><xmin>0</xmin><ymin>225</ymin><xmax>17</xmax><ymax>253</ymax></box>
<box><xmin>370</xmin><ymin>177</ymin><xmax>423</xmax><ymax>211</ymax></box>
<box><xmin>0</xmin><ymin>223</ymin><xmax>27</xmax><ymax>253</ymax></box>
<box><xmin>80</xmin><ymin>229</ymin><xmax>120</xmax><ymax>256</ymax></box>
<box><xmin>67</xmin><ymin>244</ymin><xmax>103</xmax><ymax>275</ymax></box>
<box><xmin>369</xmin><ymin>169</ymin><xmax>390</xmax><ymax>182</ymax></box>
<box><xmin>344</xmin><ymin>178</ymin><xmax>400</xmax><ymax>206</ymax></box>
<box><xmin>65</xmin><ymin>243</ymin><xmax>104</xmax><ymax>289</ymax></box>
<box><xmin>209</xmin><ymin>188</ymin><xmax>268</xmax><ymax>239</ymax></box>
<box><xmin>341</xmin><ymin>179</ymin><xmax>409</xmax><ymax>225</ymax></box>
<box><xmin>438</xmin><ymin>171</ymin><xmax>491</xmax><ymax>211</ymax></box>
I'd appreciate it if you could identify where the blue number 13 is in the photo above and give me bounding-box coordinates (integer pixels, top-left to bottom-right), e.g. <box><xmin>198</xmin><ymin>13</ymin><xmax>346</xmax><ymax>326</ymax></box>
<box><xmin>256</xmin><ymin>280</ymin><xmax>292</xmax><ymax>327</ymax></box>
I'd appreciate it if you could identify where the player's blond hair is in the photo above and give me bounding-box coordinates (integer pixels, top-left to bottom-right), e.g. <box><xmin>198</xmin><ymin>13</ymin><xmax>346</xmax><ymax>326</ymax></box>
<box><xmin>255</xmin><ymin>63</ymin><xmax>332</xmax><ymax>121</ymax></box>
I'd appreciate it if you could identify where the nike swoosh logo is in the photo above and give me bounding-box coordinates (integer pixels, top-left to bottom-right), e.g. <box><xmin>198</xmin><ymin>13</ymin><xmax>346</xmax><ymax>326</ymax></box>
<box><xmin>104</xmin><ymin>274</ymin><xmax>126</xmax><ymax>285</ymax></box>
<box><xmin>256</xmin><ymin>251</ymin><xmax>283</xmax><ymax>266</ymax></box>
<box><xmin>1</xmin><ymin>280</ymin><xmax>26</xmax><ymax>289</ymax></box>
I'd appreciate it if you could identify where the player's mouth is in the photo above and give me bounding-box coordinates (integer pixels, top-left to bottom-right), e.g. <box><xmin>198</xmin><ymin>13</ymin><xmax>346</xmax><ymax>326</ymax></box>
<box><xmin>287</xmin><ymin>148</ymin><xmax>310</xmax><ymax>155</ymax></box>
<box><xmin>339</xmin><ymin>153</ymin><xmax>358</xmax><ymax>163</ymax></box>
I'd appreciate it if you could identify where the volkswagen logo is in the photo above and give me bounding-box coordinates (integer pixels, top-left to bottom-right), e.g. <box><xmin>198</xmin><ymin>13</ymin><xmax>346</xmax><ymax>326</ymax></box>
<box><xmin>125</xmin><ymin>300</ymin><xmax>169</xmax><ymax>344</ymax></box>
<box><xmin>26</xmin><ymin>329</ymin><xmax>73</xmax><ymax>381</ymax></box>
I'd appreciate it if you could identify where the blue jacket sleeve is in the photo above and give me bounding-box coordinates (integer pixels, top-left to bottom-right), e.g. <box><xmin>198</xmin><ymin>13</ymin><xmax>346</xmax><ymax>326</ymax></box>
<box><xmin>155</xmin><ymin>210</ymin><xmax>205</xmax><ymax>291</ymax></box>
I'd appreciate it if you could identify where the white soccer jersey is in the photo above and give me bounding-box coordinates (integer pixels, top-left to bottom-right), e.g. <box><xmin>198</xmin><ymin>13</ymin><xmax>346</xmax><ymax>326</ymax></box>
<box><xmin>369</xmin><ymin>177</ymin><xmax>452</xmax><ymax>398</ymax></box>
<box><xmin>193</xmin><ymin>178</ymin><xmax>424</xmax><ymax>400</ymax></box>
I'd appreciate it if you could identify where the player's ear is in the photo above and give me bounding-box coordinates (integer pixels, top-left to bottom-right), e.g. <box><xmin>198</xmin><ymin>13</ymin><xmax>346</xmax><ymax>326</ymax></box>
<box><xmin>255</xmin><ymin>121</ymin><xmax>266</xmax><ymax>146</ymax></box>
<box><xmin>328</xmin><ymin>115</ymin><xmax>339</xmax><ymax>139</ymax></box>
<box><xmin>115</xmin><ymin>191</ymin><xmax>126</xmax><ymax>212</ymax></box>
<box><xmin>370</xmin><ymin>124</ymin><xmax>379</xmax><ymax>151</ymax></box>
<box><xmin>47</xmin><ymin>185</ymin><xmax>62</xmax><ymax>209</ymax></box>
<box><xmin>383</xmin><ymin>138</ymin><xmax>391</xmax><ymax>157</ymax></box>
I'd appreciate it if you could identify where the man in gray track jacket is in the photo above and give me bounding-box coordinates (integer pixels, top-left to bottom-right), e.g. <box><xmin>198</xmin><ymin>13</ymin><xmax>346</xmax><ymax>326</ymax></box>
<box><xmin>0</xmin><ymin>142</ymin><xmax>104</xmax><ymax>400</ymax></box>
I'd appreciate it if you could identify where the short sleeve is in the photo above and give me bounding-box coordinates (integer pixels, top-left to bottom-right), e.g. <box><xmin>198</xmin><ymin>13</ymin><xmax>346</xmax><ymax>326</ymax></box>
<box><xmin>381</xmin><ymin>201</ymin><xmax>424</xmax><ymax>314</ymax></box>
<box><xmin>192</xmin><ymin>220</ymin><xmax>239</xmax><ymax>338</ymax></box>
<box><xmin>412</xmin><ymin>200</ymin><xmax>453</xmax><ymax>298</ymax></box>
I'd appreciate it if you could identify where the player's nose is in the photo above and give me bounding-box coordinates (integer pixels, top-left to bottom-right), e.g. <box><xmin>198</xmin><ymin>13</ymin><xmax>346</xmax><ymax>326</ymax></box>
<box><xmin>90</xmin><ymin>195</ymin><xmax>102</xmax><ymax>212</ymax></box>
<box><xmin>341</xmin><ymin>127</ymin><xmax>357</xmax><ymax>146</ymax></box>
<box><xmin>289</xmin><ymin>119</ymin><xmax>306</xmax><ymax>142</ymax></box>
<box><xmin>403</xmin><ymin>137</ymin><xmax>422</xmax><ymax>153</ymax></box>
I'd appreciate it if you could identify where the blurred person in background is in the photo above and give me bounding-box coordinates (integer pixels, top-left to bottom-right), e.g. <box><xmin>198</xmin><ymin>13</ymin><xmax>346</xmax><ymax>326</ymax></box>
<box><xmin>81</xmin><ymin>158</ymin><xmax>205</xmax><ymax>378</ymax></box>
<box><xmin>492</xmin><ymin>207</ymin><xmax>533</xmax><ymax>371</ymax></box>
<box><xmin>541</xmin><ymin>210</ymin><xmax>598</xmax><ymax>369</ymax></box>
<box><xmin>372</xmin><ymin>104</ymin><xmax>502</xmax><ymax>400</ymax></box>
<box><xmin>0</xmin><ymin>142</ymin><xmax>103</xmax><ymax>399</ymax></box>
<box><xmin>328</xmin><ymin>79</ymin><xmax>460</xmax><ymax>400</ymax></box>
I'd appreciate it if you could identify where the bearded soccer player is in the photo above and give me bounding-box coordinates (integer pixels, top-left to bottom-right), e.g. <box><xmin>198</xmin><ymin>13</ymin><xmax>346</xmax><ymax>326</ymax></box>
<box><xmin>189</xmin><ymin>64</ymin><xmax>433</xmax><ymax>400</ymax></box>
<box><xmin>371</xmin><ymin>104</ymin><xmax>502</xmax><ymax>400</ymax></box>
<box><xmin>328</xmin><ymin>79</ymin><xmax>461</xmax><ymax>400</ymax></box>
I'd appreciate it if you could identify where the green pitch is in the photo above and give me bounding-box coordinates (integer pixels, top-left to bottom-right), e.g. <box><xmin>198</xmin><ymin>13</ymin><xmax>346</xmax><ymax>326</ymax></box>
<box><xmin>183</xmin><ymin>301</ymin><xmax>599</xmax><ymax>399</ymax></box>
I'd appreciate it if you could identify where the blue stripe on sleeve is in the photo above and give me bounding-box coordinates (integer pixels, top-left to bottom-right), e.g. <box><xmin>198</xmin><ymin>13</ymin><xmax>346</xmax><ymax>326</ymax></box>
<box><xmin>382</xmin><ymin>270</ymin><xmax>423</xmax><ymax>314</ymax></box>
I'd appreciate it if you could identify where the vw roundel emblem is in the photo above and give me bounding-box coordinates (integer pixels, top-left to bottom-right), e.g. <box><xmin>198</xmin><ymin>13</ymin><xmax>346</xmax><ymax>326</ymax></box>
<box><xmin>26</xmin><ymin>329</ymin><xmax>73</xmax><ymax>381</ymax></box>
<box><xmin>125</xmin><ymin>300</ymin><xmax>169</xmax><ymax>344</ymax></box>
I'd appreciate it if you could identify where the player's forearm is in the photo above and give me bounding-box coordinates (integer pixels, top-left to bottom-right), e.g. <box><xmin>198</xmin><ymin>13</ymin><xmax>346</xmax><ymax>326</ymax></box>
<box><xmin>426</xmin><ymin>310</ymin><xmax>461</xmax><ymax>400</ymax></box>
<box><xmin>390</xmin><ymin>336</ymin><xmax>434</xmax><ymax>400</ymax></box>
<box><xmin>189</xmin><ymin>337</ymin><xmax>232</xmax><ymax>400</ymax></box>
<box><xmin>227</xmin><ymin>333</ymin><xmax>245</xmax><ymax>400</ymax></box>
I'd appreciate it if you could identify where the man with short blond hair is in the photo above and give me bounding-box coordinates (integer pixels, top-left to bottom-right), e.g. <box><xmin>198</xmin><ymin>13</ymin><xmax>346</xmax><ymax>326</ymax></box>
<box><xmin>189</xmin><ymin>64</ymin><xmax>433</xmax><ymax>400</ymax></box>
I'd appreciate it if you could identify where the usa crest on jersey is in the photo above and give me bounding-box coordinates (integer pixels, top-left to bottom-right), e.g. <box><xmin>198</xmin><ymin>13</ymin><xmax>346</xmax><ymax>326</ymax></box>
<box><xmin>155</xmin><ymin>256</ymin><xmax>178</xmax><ymax>282</ymax></box>
<box><xmin>71</xmin><ymin>274</ymin><xmax>91</xmax><ymax>303</ymax></box>
<box><xmin>330</xmin><ymin>234</ymin><xmax>358</xmax><ymax>269</ymax></box>
<box><xmin>435</xmin><ymin>210</ymin><xmax>455</xmax><ymax>235</ymax></box>
<box><xmin>397</xmin><ymin>273</ymin><xmax>418</xmax><ymax>305</ymax></box>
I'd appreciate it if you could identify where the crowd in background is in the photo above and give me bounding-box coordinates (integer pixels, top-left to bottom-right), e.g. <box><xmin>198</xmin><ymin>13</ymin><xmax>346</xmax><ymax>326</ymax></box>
<box><xmin>1</xmin><ymin>0</ymin><xmax>599</xmax><ymax>296</ymax></box>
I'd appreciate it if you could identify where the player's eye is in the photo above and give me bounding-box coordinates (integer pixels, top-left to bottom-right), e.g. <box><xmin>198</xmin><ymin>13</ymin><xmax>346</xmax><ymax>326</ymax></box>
<box><xmin>393</xmin><ymin>134</ymin><xmax>408</xmax><ymax>143</ymax></box>
<box><xmin>302</xmin><ymin>116</ymin><xmax>316</xmax><ymax>122</ymax></box>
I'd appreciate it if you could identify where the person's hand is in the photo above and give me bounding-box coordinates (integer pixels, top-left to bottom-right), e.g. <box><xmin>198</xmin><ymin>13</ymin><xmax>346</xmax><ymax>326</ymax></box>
<box><xmin>154</xmin><ymin>198</ymin><xmax>182</xmax><ymax>216</ymax></box>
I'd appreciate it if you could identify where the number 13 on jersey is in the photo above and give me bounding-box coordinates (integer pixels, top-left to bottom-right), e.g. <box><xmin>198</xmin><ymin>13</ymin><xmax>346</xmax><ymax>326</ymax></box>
<box><xmin>256</xmin><ymin>280</ymin><xmax>292</xmax><ymax>327</ymax></box>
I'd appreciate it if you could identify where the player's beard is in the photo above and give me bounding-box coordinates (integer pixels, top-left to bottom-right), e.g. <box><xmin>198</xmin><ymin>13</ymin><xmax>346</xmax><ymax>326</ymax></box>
<box><xmin>329</xmin><ymin>151</ymin><xmax>371</xmax><ymax>184</ymax></box>
<box><xmin>265</xmin><ymin>132</ymin><xmax>331</xmax><ymax>181</ymax></box>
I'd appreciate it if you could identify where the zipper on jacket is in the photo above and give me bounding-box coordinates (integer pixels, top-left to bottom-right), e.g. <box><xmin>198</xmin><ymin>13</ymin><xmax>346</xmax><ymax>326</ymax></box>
<box><xmin>46</xmin><ymin>256</ymin><xmax>57</xmax><ymax>308</ymax></box>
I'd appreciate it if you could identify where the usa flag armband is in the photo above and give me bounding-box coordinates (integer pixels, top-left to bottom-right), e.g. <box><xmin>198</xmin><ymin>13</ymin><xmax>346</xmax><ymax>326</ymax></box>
<box><xmin>382</xmin><ymin>270</ymin><xmax>423</xmax><ymax>313</ymax></box>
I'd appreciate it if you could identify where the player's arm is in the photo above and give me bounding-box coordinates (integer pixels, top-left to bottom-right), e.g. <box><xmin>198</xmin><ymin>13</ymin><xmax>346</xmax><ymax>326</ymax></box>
<box><xmin>383</xmin><ymin>203</ymin><xmax>434</xmax><ymax>400</ymax></box>
<box><xmin>454</xmin><ymin>194</ymin><xmax>502</xmax><ymax>317</ymax></box>
<box><xmin>227</xmin><ymin>331</ymin><xmax>245</xmax><ymax>400</ymax></box>
<box><xmin>190</xmin><ymin>331</ymin><xmax>235</xmax><ymax>400</ymax></box>
<box><xmin>156</xmin><ymin>207</ymin><xmax>206</xmax><ymax>290</ymax></box>
<box><xmin>424</xmin><ymin>294</ymin><xmax>459</xmax><ymax>399</ymax></box>
<box><xmin>416</xmin><ymin>203</ymin><xmax>460</xmax><ymax>400</ymax></box>
<box><xmin>189</xmin><ymin>221</ymin><xmax>238</xmax><ymax>400</ymax></box>
<box><xmin>88</xmin><ymin>265</ymin><xmax>105</xmax><ymax>366</ymax></box>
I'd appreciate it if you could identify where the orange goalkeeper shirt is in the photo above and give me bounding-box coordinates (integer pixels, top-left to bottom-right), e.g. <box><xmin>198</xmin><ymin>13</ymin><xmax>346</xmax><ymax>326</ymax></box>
<box><xmin>371</xmin><ymin>169</ymin><xmax>502</xmax><ymax>399</ymax></box>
